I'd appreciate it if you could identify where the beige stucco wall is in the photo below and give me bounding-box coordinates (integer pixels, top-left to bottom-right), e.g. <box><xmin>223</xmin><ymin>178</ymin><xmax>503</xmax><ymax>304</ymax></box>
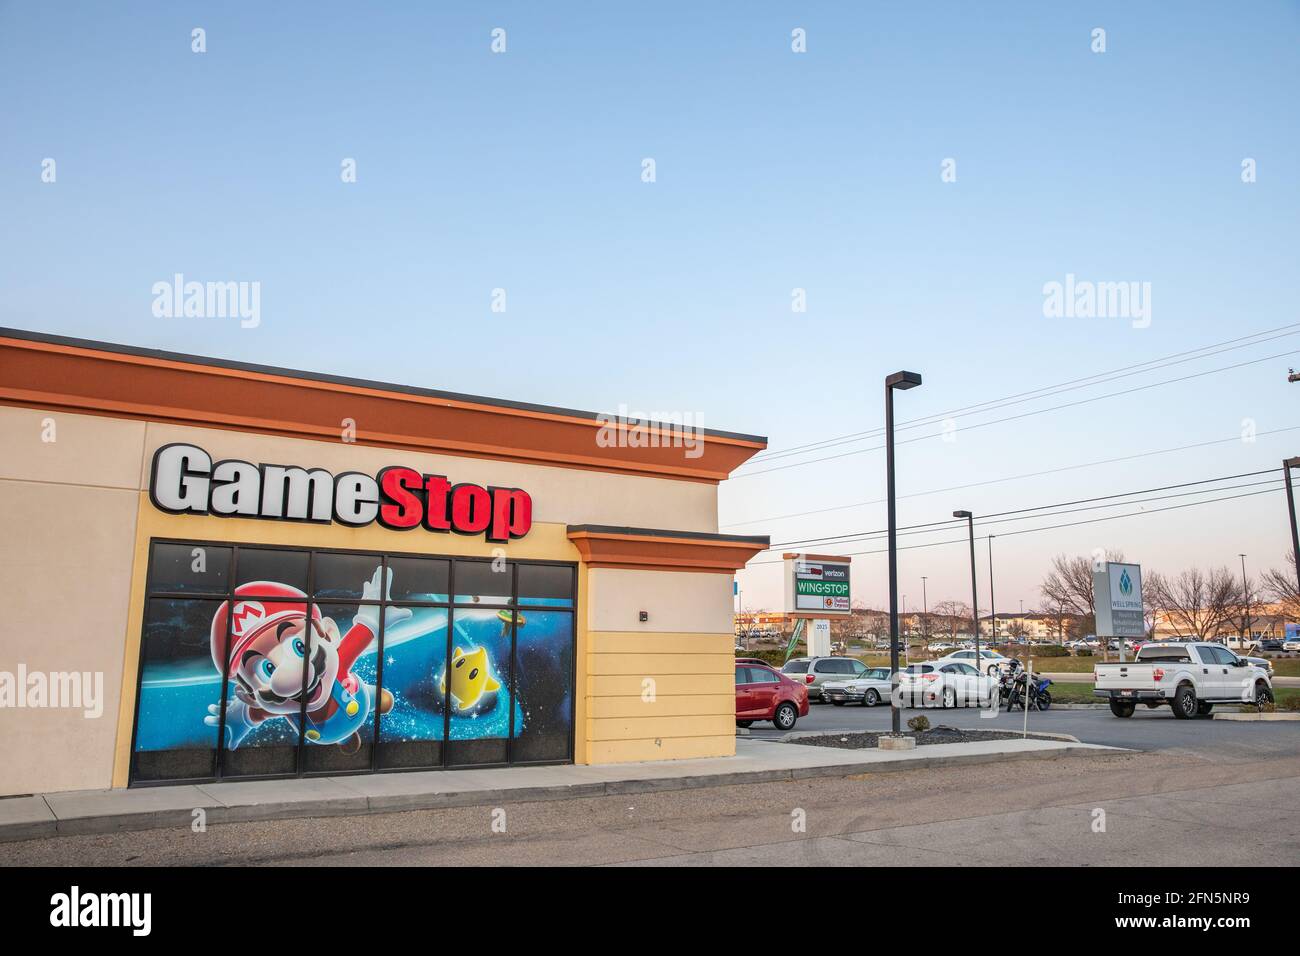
<box><xmin>0</xmin><ymin>406</ymin><xmax>741</xmax><ymax>794</ymax></box>
<box><xmin>0</xmin><ymin>407</ymin><xmax>144</xmax><ymax>795</ymax></box>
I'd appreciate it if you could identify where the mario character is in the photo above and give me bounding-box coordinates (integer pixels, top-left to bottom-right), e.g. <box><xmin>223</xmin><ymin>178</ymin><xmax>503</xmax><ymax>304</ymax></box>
<box><xmin>204</xmin><ymin>567</ymin><xmax>411</xmax><ymax>754</ymax></box>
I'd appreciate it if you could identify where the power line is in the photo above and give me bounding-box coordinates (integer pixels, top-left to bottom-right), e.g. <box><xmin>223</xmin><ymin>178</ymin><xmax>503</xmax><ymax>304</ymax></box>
<box><xmin>747</xmin><ymin>322</ymin><xmax>1300</xmax><ymax>465</ymax></box>
<box><xmin>761</xmin><ymin>468</ymin><xmax>1282</xmax><ymax>550</ymax></box>
<box><xmin>723</xmin><ymin>425</ymin><xmax>1300</xmax><ymax>527</ymax></box>
<box><xmin>731</xmin><ymin>348</ymin><xmax>1300</xmax><ymax>479</ymax></box>
<box><xmin>746</xmin><ymin>485</ymin><xmax>1284</xmax><ymax>566</ymax></box>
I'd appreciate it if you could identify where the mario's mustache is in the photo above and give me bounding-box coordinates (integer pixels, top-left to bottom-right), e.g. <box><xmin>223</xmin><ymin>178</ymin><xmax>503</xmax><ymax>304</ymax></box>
<box><xmin>257</xmin><ymin>644</ymin><xmax>328</xmax><ymax>705</ymax></box>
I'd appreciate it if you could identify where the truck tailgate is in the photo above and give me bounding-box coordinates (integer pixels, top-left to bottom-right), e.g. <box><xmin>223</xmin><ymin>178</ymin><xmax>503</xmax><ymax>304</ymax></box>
<box><xmin>1094</xmin><ymin>663</ymin><xmax>1161</xmax><ymax>690</ymax></box>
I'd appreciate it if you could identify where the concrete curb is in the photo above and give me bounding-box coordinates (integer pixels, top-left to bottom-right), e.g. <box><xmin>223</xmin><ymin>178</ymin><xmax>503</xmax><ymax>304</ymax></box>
<box><xmin>1213</xmin><ymin>711</ymin><xmax>1300</xmax><ymax>721</ymax></box>
<box><xmin>0</xmin><ymin>743</ymin><xmax>1118</xmax><ymax>844</ymax></box>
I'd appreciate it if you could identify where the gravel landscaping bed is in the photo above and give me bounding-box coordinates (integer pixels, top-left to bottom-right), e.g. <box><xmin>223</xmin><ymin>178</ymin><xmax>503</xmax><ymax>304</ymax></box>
<box><xmin>789</xmin><ymin>727</ymin><xmax>1029</xmax><ymax>750</ymax></box>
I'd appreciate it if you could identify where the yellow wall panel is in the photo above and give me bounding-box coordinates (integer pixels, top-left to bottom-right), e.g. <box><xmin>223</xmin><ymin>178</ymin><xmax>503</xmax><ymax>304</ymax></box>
<box><xmin>586</xmin><ymin>653</ymin><xmax>735</xmax><ymax>676</ymax></box>
<box><xmin>589</xmin><ymin>631</ymin><xmax>734</xmax><ymax>655</ymax></box>
<box><xmin>587</xmin><ymin>735</ymin><xmax>736</xmax><ymax>764</ymax></box>
<box><xmin>587</xmin><ymin>694</ymin><xmax>734</xmax><ymax>719</ymax></box>
<box><xmin>587</xmin><ymin>674</ymin><xmax>733</xmax><ymax>697</ymax></box>
<box><xmin>589</xmin><ymin>715</ymin><xmax>735</xmax><ymax>741</ymax></box>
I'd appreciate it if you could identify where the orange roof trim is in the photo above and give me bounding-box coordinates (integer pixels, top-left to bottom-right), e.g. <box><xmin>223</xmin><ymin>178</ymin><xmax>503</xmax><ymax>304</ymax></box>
<box><xmin>0</xmin><ymin>329</ymin><xmax>767</xmax><ymax>483</ymax></box>
<box><xmin>567</xmin><ymin>525</ymin><xmax>770</xmax><ymax>574</ymax></box>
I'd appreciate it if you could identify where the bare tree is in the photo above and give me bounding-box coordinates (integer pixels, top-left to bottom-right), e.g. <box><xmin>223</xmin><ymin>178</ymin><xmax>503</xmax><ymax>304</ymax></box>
<box><xmin>1039</xmin><ymin>550</ymin><xmax>1123</xmax><ymax>651</ymax></box>
<box><xmin>1039</xmin><ymin>551</ymin><xmax>1124</xmax><ymax>614</ymax></box>
<box><xmin>1263</xmin><ymin>551</ymin><xmax>1300</xmax><ymax>620</ymax></box>
<box><xmin>1147</xmin><ymin>566</ymin><xmax>1240</xmax><ymax>640</ymax></box>
<box><xmin>932</xmin><ymin>599</ymin><xmax>971</xmax><ymax>639</ymax></box>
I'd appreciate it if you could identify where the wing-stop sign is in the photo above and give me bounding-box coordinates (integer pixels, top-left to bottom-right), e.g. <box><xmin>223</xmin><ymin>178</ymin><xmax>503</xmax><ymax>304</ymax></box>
<box><xmin>783</xmin><ymin>552</ymin><xmax>852</xmax><ymax>617</ymax></box>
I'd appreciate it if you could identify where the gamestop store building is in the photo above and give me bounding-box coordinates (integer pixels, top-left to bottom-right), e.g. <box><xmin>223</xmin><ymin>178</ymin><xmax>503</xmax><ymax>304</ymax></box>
<box><xmin>0</xmin><ymin>329</ymin><xmax>768</xmax><ymax>795</ymax></box>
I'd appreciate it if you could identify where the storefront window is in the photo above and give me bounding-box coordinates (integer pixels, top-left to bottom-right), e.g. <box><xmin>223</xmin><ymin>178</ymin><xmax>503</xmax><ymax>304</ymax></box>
<box><xmin>453</xmin><ymin>559</ymin><xmax>511</xmax><ymax>605</ymax></box>
<box><xmin>377</xmin><ymin>606</ymin><xmax>449</xmax><ymax>769</ymax></box>
<box><xmin>235</xmin><ymin>548</ymin><xmax>309</xmax><ymax>594</ymax></box>
<box><xmin>298</xmin><ymin>601</ymin><xmax>380</xmax><ymax>775</ymax></box>
<box><xmin>444</xmin><ymin>606</ymin><xmax>513</xmax><ymax>766</ymax></box>
<box><xmin>132</xmin><ymin>542</ymin><xmax>574</xmax><ymax>784</ymax></box>
<box><xmin>387</xmin><ymin>557</ymin><xmax>450</xmax><ymax>603</ymax></box>
<box><xmin>147</xmin><ymin>543</ymin><xmax>232</xmax><ymax>594</ymax></box>
<box><xmin>511</xmin><ymin>609</ymin><xmax>575</xmax><ymax>763</ymax></box>
<box><xmin>131</xmin><ymin>598</ymin><xmax>225</xmax><ymax>782</ymax></box>
<box><xmin>518</xmin><ymin>563</ymin><xmax>574</xmax><ymax>608</ymax></box>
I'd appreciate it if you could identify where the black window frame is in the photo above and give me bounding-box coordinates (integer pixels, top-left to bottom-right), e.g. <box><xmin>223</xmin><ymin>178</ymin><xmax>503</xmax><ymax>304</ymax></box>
<box><xmin>128</xmin><ymin>537</ymin><xmax>577</xmax><ymax>787</ymax></box>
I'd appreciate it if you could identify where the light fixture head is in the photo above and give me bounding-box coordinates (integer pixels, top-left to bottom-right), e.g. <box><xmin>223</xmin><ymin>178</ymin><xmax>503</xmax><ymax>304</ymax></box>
<box><xmin>886</xmin><ymin>370</ymin><xmax>922</xmax><ymax>390</ymax></box>
<box><xmin>953</xmin><ymin>510</ymin><xmax>972</xmax><ymax>518</ymax></box>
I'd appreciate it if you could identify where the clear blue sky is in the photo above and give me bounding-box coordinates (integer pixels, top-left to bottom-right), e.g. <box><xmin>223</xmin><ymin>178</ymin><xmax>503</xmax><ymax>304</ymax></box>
<box><xmin>3</xmin><ymin>2</ymin><xmax>1298</xmax><ymax>613</ymax></box>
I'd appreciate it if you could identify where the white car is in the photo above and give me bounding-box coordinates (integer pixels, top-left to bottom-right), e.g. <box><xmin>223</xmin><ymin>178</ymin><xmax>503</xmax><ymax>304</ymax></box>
<box><xmin>931</xmin><ymin>648</ymin><xmax>1011</xmax><ymax>676</ymax></box>
<box><xmin>1284</xmin><ymin>638</ymin><xmax>1300</xmax><ymax>652</ymax></box>
<box><xmin>898</xmin><ymin>661</ymin><xmax>998</xmax><ymax>708</ymax></box>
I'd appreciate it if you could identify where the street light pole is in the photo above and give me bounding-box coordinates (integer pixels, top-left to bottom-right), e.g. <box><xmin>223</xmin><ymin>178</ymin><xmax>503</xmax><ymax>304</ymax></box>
<box><xmin>1239</xmin><ymin>553</ymin><xmax>1249</xmax><ymax>645</ymax></box>
<box><xmin>954</xmin><ymin>511</ymin><xmax>980</xmax><ymax>669</ymax></box>
<box><xmin>921</xmin><ymin>576</ymin><xmax>929</xmax><ymax>648</ymax></box>
<box><xmin>988</xmin><ymin>534</ymin><xmax>998</xmax><ymax>647</ymax></box>
<box><xmin>886</xmin><ymin>370</ymin><xmax>922</xmax><ymax>735</ymax></box>
<box><xmin>1285</xmin><ymin>458</ymin><xmax>1300</xmax><ymax>598</ymax></box>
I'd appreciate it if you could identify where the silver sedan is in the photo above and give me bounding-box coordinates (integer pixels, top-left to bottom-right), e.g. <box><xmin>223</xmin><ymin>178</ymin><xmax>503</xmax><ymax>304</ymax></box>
<box><xmin>820</xmin><ymin>667</ymin><xmax>893</xmax><ymax>707</ymax></box>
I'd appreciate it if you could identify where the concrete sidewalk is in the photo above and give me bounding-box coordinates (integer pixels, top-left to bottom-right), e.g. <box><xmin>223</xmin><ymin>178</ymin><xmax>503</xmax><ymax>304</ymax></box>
<box><xmin>0</xmin><ymin>736</ymin><xmax>1119</xmax><ymax>844</ymax></box>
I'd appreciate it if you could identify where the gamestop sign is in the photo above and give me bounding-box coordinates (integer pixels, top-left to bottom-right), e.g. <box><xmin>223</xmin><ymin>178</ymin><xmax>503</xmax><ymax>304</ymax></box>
<box><xmin>149</xmin><ymin>443</ymin><xmax>532</xmax><ymax>542</ymax></box>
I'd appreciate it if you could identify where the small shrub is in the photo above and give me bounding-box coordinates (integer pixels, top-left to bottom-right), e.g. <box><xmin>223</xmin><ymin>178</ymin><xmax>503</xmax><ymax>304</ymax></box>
<box><xmin>1075</xmin><ymin>648</ymin><xmax>1093</xmax><ymax>657</ymax></box>
<box><xmin>906</xmin><ymin>715</ymin><xmax>930</xmax><ymax>732</ymax></box>
<box><xmin>1030</xmin><ymin>645</ymin><xmax>1071</xmax><ymax>658</ymax></box>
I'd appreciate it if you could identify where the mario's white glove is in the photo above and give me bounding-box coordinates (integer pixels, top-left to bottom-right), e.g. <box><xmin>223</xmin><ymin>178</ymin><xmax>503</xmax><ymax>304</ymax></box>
<box><xmin>354</xmin><ymin>566</ymin><xmax>412</xmax><ymax>635</ymax></box>
<box><xmin>205</xmin><ymin>699</ymin><xmax>259</xmax><ymax>750</ymax></box>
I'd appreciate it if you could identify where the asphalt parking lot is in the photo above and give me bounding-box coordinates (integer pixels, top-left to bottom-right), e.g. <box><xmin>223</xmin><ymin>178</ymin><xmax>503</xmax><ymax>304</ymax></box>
<box><xmin>750</xmin><ymin>698</ymin><xmax>1299</xmax><ymax>760</ymax></box>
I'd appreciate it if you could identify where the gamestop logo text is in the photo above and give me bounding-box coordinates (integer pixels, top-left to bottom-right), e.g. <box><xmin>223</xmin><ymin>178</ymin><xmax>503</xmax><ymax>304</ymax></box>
<box><xmin>150</xmin><ymin>444</ymin><xmax>532</xmax><ymax>542</ymax></box>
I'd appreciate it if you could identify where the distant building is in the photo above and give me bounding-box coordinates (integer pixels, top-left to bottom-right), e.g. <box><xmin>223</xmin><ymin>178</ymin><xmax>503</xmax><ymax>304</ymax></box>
<box><xmin>979</xmin><ymin>611</ymin><xmax>1078</xmax><ymax>641</ymax></box>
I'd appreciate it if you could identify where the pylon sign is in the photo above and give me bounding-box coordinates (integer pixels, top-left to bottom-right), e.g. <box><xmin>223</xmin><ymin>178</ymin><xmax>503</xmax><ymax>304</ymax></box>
<box><xmin>783</xmin><ymin>553</ymin><xmax>851</xmax><ymax>616</ymax></box>
<box><xmin>1094</xmin><ymin>562</ymin><xmax>1144</xmax><ymax>638</ymax></box>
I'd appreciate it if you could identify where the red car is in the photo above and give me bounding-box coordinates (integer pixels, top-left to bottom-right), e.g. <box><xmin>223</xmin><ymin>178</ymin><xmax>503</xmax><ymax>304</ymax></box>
<box><xmin>735</xmin><ymin>661</ymin><xmax>810</xmax><ymax>731</ymax></box>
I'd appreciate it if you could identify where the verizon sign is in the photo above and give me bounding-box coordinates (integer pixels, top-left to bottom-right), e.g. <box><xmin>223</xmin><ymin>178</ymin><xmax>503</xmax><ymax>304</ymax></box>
<box><xmin>149</xmin><ymin>443</ymin><xmax>533</xmax><ymax>542</ymax></box>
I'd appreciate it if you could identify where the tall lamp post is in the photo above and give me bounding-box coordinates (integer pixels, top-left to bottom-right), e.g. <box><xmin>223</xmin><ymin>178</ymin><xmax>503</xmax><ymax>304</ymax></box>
<box><xmin>987</xmin><ymin>534</ymin><xmax>998</xmax><ymax>648</ymax></box>
<box><xmin>1285</xmin><ymin>458</ymin><xmax>1300</xmax><ymax>597</ymax></box>
<box><xmin>953</xmin><ymin>511</ymin><xmax>980</xmax><ymax>669</ymax></box>
<box><xmin>921</xmin><ymin>576</ymin><xmax>929</xmax><ymax>649</ymax></box>
<box><xmin>886</xmin><ymin>370</ymin><xmax>923</xmax><ymax>735</ymax></box>
<box><xmin>1239</xmin><ymin>554</ymin><xmax>1250</xmax><ymax>645</ymax></box>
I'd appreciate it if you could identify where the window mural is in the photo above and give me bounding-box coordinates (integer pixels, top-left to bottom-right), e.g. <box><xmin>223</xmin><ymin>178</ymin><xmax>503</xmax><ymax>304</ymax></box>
<box><xmin>131</xmin><ymin>542</ymin><xmax>575</xmax><ymax>784</ymax></box>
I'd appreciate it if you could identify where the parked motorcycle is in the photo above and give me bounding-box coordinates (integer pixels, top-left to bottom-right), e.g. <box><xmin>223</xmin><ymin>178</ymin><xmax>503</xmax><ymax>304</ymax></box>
<box><xmin>1004</xmin><ymin>666</ymin><xmax>1053</xmax><ymax>711</ymax></box>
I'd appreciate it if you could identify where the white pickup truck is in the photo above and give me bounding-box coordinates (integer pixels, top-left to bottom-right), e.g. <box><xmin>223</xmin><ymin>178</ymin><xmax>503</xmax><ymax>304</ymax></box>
<box><xmin>1094</xmin><ymin>641</ymin><xmax>1273</xmax><ymax>719</ymax></box>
